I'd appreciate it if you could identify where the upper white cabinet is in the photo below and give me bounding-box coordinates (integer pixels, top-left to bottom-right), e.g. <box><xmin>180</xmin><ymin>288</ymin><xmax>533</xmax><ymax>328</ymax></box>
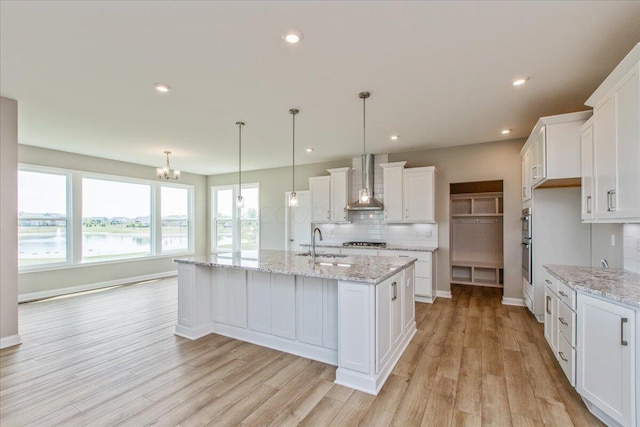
<box><xmin>381</xmin><ymin>163</ymin><xmax>436</xmax><ymax>223</ymax></box>
<box><xmin>580</xmin><ymin>118</ymin><xmax>595</xmax><ymax>221</ymax></box>
<box><xmin>309</xmin><ymin>176</ymin><xmax>331</xmax><ymax>223</ymax></box>
<box><xmin>584</xmin><ymin>43</ymin><xmax>640</xmax><ymax>222</ymax></box>
<box><xmin>327</xmin><ymin>167</ymin><xmax>351</xmax><ymax>223</ymax></box>
<box><xmin>576</xmin><ymin>293</ymin><xmax>636</xmax><ymax>427</ymax></box>
<box><xmin>520</xmin><ymin>111</ymin><xmax>591</xmax><ymax>193</ymax></box>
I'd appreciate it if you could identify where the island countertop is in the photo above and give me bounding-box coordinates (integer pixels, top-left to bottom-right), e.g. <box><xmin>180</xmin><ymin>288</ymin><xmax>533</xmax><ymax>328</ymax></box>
<box><xmin>544</xmin><ymin>264</ymin><xmax>640</xmax><ymax>308</ymax></box>
<box><xmin>174</xmin><ymin>249</ymin><xmax>416</xmax><ymax>284</ymax></box>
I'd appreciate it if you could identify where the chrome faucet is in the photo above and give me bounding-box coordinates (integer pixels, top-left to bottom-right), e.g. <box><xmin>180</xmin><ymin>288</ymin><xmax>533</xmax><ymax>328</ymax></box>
<box><xmin>311</xmin><ymin>227</ymin><xmax>323</xmax><ymax>263</ymax></box>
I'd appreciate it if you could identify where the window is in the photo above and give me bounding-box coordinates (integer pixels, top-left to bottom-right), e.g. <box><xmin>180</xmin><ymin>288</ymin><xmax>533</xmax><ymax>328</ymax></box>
<box><xmin>161</xmin><ymin>186</ymin><xmax>191</xmax><ymax>252</ymax></box>
<box><xmin>18</xmin><ymin>164</ymin><xmax>195</xmax><ymax>270</ymax></box>
<box><xmin>212</xmin><ymin>184</ymin><xmax>259</xmax><ymax>254</ymax></box>
<box><xmin>82</xmin><ymin>178</ymin><xmax>151</xmax><ymax>262</ymax></box>
<box><xmin>18</xmin><ymin>169</ymin><xmax>70</xmax><ymax>267</ymax></box>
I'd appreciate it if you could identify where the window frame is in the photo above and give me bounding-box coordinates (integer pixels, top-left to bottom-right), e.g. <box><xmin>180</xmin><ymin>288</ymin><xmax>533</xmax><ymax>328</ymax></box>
<box><xmin>17</xmin><ymin>164</ymin><xmax>195</xmax><ymax>272</ymax></box>
<box><xmin>211</xmin><ymin>183</ymin><xmax>260</xmax><ymax>253</ymax></box>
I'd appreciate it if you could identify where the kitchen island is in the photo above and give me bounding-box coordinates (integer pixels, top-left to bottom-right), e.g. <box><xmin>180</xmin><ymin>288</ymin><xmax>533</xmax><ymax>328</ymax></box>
<box><xmin>174</xmin><ymin>250</ymin><xmax>417</xmax><ymax>395</ymax></box>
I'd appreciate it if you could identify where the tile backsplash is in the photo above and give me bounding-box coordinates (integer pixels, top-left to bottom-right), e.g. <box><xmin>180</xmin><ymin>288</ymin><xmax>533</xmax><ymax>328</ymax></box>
<box><xmin>623</xmin><ymin>224</ymin><xmax>640</xmax><ymax>274</ymax></box>
<box><xmin>313</xmin><ymin>154</ymin><xmax>438</xmax><ymax>247</ymax></box>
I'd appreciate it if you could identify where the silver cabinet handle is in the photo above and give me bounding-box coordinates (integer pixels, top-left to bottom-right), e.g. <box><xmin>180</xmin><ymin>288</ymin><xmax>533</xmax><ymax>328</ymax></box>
<box><xmin>607</xmin><ymin>190</ymin><xmax>617</xmax><ymax>212</ymax></box>
<box><xmin>522</xmin><ymin>186</ymin><xmax>526</xmax><ymax>198</ymax></box>
<box><xmin>559</xmin><ymin>291</ymin><xmax>568</xmax><ymax>298</ymax></box>
<box><xmin>559</xmin><ymin>317</ymin><xmax>568</xmax><ymax>326</ymax></box>
<box><xmin>327</xmin><ymin>210</ymin><xmax>330</xmax><ymax>220</ymax></box>
<box><xmin>586</xmin><ymin>195</ymin><xmax>592</xmax><ymax>214</ymax></box>
<box><xmin>391</xmin><ymin>281</ymin><xmax>397</xmax><ymax>301</ymax></box>
<box><xmin>558</xmin><ymin>351</ymin><xmax>568</xmax><ymax>362</ymax></box>
<box><xmin>621</xmin><ymin>318</ymin><xmax>628</xmax><ymax>346</ymax></box>
<box><xmin>546</xmin><ymin>296</ymin><xmax>551</xmax><ymax>315</ymax></box>
<box><xmin>545</xmin><ymin>279</ymin><xmax>552</xmax><ymax>285</ymax></box>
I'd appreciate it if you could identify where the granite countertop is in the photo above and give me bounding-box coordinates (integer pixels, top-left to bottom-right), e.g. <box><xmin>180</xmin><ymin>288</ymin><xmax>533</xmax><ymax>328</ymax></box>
<box><xmin>301</xmin><ymin>243</ymin><xmax>438</xmax><ymax>252</ymax></box>
<box><xmin>544</xmin><ymin>264</ymin><xmax>640</xmax><ymax>308</ymax></box>
<box><xmin>174</xmin><ymin>249</ymin><xmax>415</xmax><ymax>284</ymax></box>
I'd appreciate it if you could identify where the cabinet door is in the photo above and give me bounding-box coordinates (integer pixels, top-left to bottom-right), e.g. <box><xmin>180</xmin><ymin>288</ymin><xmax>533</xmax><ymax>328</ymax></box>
<box><xmin>383</xmin><ymin>165</ymin><xmax>404</xmax><ymax>222</ymax></box>
<box><xmin>391</xmin><ymin>277</ymin><xmax>402</xmax><ymax>348</ymax></box>
<box><xmin>227</xmin><ymin>269</ymin><xmax>247</xmax><ymax>328</ymax></box>
<box><xmin>309</xmin><ymin>176</ymin><xmax>331</xmax><ymax>223</ymax></box>
<box><xmin>375</xmin><ymin>279</ymin><xmax>392</xmax><ymax>372</ymax></box>
<box><xmin>403</xmin><ymin>167</ymin><xmax>435</xmax><ymax>223</ymax></box>
<box><xmin>577</xmin><ymin>293</ymin><xmax>636</xmax><ymax>427</ymax></box>
<box><xmin>544</xmin><ymin>287</ymin><xmax>558</xmax><ymax>356</ymax></box>
<box><xmin>581</xmin><ymin>122</ymin><xmax>595</xmax><ymax>220</ymax></box>
<box><xmin>531</xmin><ymin>126</ymin><xmax>546</xmax><ymax>186</ymax></box>
<box><xmin>402</xmin><ymin>265</ymin><xmax>415</xmax><ymax>332</ymax></box>
<box><xmin>614</xmin><ymin>65</ymin><xmax>640</xmax><ymax>219</ymax></box>
<box><xmin>271</xmin><ymin>274</ymin><xmax>296</xmax><ymax>339</ymax></box>
<box><xmin>521</xmin><ymin>149</ymin><xmax>533</xmax><ymax>202</ymax></box>
<box><xmin>593</xmin><ymin>97</ymin><xmax>617</xmax><ymax>219</ymax></box>
<box><xmin>329</xmin><ymin>169</ymin><xmax>350</xmax><ymax>223</ymax></box>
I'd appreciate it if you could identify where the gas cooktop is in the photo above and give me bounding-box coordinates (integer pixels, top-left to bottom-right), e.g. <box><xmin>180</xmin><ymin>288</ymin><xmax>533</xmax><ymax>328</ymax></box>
<box><xmin>342</xmin><ymin>241</ymin><xmax>387</xmax><ymax>247</ymax></box>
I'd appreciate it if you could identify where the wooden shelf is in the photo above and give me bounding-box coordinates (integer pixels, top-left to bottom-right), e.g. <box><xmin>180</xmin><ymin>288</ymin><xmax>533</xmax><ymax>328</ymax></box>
<box><xmin>451</xmin><ymin>260</ymin><xmax>503</xmax><ymax>268</ymax></box>
<box><xmin>452</xmin><ymin>213</ymin><xmax>503</xmax><ymax>218</ymax></box>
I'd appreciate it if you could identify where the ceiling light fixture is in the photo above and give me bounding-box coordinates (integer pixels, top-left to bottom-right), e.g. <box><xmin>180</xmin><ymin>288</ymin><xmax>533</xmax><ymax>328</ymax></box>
<box><xmin>501</xmin><ymin>129</ymin><xmax>512</xmax><ymax>135</ymax></box>
<box><xmin>390</xmin><ymin>135</ymin><xmax>399</xmax><ymax>141</ymax></box>
<box><xmin>306</xmin><ymin>148</ymin><xmax>314</xmax><ymax>152</ymax></box>
<box><xmin>289</xmin><ymin>108</ymin><xmax>300</xmax><ymax>207</ymax></box>
<box><xmin>358</xmin><ymin>91</ymin><xmax>371</xmax><ymax>204</ymax></box>
<box><xmin>512</xmin><ymin>78</ymin><xmax>528</xmax><ymax>86</ymax></box>
<box><xmin>282</xmin><ymin>29</ymin><xmax>304</xmax><ymax>44</ymax></box>
<box><xmin>236</xmin><ymin>121</ymin><xmax>245</xmax><ymax>208</ymax></box>
<box><xmin>157</xmin><ymin>151</ymin><xmax>180</xmax><ymax>180</ymax></box>
<box><xmin>154</xmin><ymin>83</ymin><xmax>171</xmax><ymax>93</ymax></box>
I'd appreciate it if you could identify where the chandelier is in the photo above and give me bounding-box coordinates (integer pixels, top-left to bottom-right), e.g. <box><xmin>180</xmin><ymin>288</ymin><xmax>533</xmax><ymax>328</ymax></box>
<box><xmin>157</xmin><ymin>151</ymin><xmax>180</xmax><ymax>180</ymax></box>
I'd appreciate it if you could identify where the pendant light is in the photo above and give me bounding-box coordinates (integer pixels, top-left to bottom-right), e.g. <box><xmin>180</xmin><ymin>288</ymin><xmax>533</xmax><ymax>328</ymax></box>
<box><xmin>359</xmin><ymin>91</ymin><xmax>371</xmax><ymax>204</ymax></box>
<box><xmin>288</xmin><ymin>108</ymin><xmax>299</xmax><ymax>207</ymax></box>
<box><xmin>236</xmin><ymin>121</ymin><xmax>245</xmax><ymax>208</ymax></box>
<box><xmin>157</xmin><ymin>151</ymin><xmax>180</xmax><ymax>180</ymax></box>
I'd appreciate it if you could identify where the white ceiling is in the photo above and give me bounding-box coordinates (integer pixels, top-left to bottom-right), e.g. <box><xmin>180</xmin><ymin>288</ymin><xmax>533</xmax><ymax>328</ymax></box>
<box><xmin>1</xmin><ymin>1</ymin><xmax>639</xmax><ymax>175</ymax></box>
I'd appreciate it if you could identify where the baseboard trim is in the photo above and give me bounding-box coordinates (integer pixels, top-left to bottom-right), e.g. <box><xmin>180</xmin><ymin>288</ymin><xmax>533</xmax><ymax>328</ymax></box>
<box><xmin>436</xmin><ymin>290</ymin><xmax>452</xmax><ymax>299</ymax></box>
<box><xmin>502</xmin><ymin>297</ymin><xmax>526</xmax><ymax>307</ymax></box>
<box><xmin>0</xmin><ymin>334</ymin><xmax>22</xmax><ymax>349</ymax></box>
<box><xmin>18</xmin><ymin>271</ymin><xmax>177</xmax><ymax>302</ymax></box>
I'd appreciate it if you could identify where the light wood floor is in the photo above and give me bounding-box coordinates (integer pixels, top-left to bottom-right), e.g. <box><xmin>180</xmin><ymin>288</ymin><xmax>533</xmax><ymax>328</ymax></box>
<box><xmin>0</xmin><ymin>278</ymin><xmax>604</xmax><ymax>427</ymax></box>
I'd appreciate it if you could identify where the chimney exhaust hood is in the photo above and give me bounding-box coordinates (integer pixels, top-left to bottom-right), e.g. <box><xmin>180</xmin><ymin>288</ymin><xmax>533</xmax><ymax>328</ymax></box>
<box><xmin>346</xmin><ymin>154</ymin><xmax>384</xmax><ymax>211</ymax></box>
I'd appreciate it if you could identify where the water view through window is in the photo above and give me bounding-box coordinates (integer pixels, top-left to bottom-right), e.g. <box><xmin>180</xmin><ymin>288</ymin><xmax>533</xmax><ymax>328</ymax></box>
<box><xmin>161</xmin><ymin>186</ymin><xmax>190</xmax><ymax>252</ymax></box>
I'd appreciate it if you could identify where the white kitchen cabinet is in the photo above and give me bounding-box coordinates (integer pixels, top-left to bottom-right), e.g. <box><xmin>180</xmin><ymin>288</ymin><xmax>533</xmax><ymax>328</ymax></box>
<box><xmin>375</xmin><ymin>271</ymin><xmax>402</xmax><ymax>373</ymax></box>
<box><xmin>297</xmin><ymin>277</ymin><xmax>338</xmax><ymax>350</ymax></box>
<box><xmin>247</xmin><ymin>271</ymin><xmax>295</xmax><ymax>339</ymax></box>
<box><xmin>381</xmin><ymin>162</ymin><xmax>405</xmax><ymax>222</ymax></box>
<box><xmin>521</xmin><ymin>148</ymin><xmax>533</xmax><ymax>202</ymax></box>
<box><xmin>577</xmin><ymin>293</ymin><xmax>636</xmax><ymax>427</ymax></box>
<box><xmin>585</xmin><ymin>43</ymin><xmax>640</xmax><ymax>222</ymax></box>
<box><xmin>520</xmin><ymin>111</ymin><xmax>591</xmax><ymax>192</ymax></box>
<box><xmin>581</xmin><ymin>118</ymin><xmax>595</xmax><ymax>221</ymax></box>
<box><xmin>309</xmin><ymin>176</ymin><xmax>331</xmax><ymax>223</ymax></box>
<box><xmin>380</xmin><ymin>163</ymin><xmax>436</xmax><ymax>224</ymax></box>
<box><xmin>328</xmin><ymin>167</ymin><xmax>351</xmax><ymax>223</ymax></box>
<box><xmin>544</xmin><ymin>284</ymin><xmax>559</xmax><ymax>356</ymax></box>
<box><xmin>402</xmin><ymin>264</ymin><xmax>416</xmax><ymax>334</ymax></box>
<box><xmin>212</xmin><ymin>267</ymin><xmax>247</xmax><ymax>328</ymax></box>
<box><xmin>340</xmin><ymin>247</ymin><xmax>377</xmax><ymax>256</ymax></box>
<box><xmin>377</xmin><ymin>250</ymin><xmax>436</xmax><ymax>303</ymax></box>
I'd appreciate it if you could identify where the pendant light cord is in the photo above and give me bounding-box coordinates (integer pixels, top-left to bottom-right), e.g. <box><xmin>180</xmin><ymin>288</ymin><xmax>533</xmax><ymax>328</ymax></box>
<box><xmin>362</xmin><ymin>94</ymin><xmax>366</xmax><ymax>186</ymax></box>
<box><xmin>292</xmin><ymin>112</ymin><xmax>295</xmax><ymax>193</ymax></box>
<box><xmin>236</xmin><ymin>121</ymin><xmax>244</xmax><ymax>199</ymax></box>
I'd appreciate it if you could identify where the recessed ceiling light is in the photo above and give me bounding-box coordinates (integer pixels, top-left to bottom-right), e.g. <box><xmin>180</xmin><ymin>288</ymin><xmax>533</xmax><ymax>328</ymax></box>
<box><xmin>305</xmin><ymin>148</ymin><xmax>314</xmax><ymax>152</ymax></box>
<box><xmin>154</xmin><ymin>83</ymin><xmax>171</xmax><ymax>93</ymax></box>
<box><xmin>282</xmin><ymin>29</ymin><xmax>304</xmax><ymax>44</ymax></box>
<box><xmin>390</xmin><ymin>135</ymin><xmax>399</xmax><ymax>141</ymax></box>
<box><xmin>501</xmin><ymin>129</ymin><xmax>512</xmax><ymax>135</ymax></box>
<box><xmin>512</xmin><ymin>78</ymin><xmax>528</xmax><ymax>86</ymax></box>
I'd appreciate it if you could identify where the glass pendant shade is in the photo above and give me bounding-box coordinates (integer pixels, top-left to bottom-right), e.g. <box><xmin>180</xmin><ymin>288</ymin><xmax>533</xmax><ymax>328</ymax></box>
<box><xmin>289</xmin><ymin>191</ymin><xmax>298</xmax><ymax>207</ymax></box>
<box><xmin>359</xmin><ymin>188</ymin><xmax>370</xmax><ymax>203</ymax></box>
<box><xmin>236</xmin><ymin>195</ymin><xmax>244</xmax><ymax>208</ymax></box>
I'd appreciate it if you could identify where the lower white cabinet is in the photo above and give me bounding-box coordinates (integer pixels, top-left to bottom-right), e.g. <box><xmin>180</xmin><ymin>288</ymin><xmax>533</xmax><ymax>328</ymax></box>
<box><xmin>377</xmin><ymin>250</ymin><xmax>436</xmax><ymax>303</ymax></box>
<box><xmin>375</xmin><ymin>272</ymin><xmax>402</xmax><ymax>372</ymax></box>
<box><xmin>544</xmin><ymin>284</ymin><xmax>559</xmax><ymax>356</ymax></box>
<box><xmin>212</xmin><ymin>268</ymin><xmax>247</xmax><ymax>328</ymax></box>
<box><xmin>403</xmin><ymin>264</ymin><xmax>416</xmax><ymax>334</ymax></box>
<box><xmin>247</xmin><ymin>271</ymin><xmax>296</xmax><ymax>339</ymax></box>
<box><xmin>577</xmin><ymin>293</ymin><xmax>636</xmax><ymax>427</ymax></box>
<box><xmin>297</xmin><ymin>276</ymin><xmax>338</xmax><ymax>350</ymax></box>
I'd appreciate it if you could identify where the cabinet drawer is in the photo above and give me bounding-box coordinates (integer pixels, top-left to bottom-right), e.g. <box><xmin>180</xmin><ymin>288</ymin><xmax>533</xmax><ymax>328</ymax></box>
<box><xmin>415</xmin><ymin>261</ymin><xmax>431</xmax><ymax>279</ymax></box>
<box><xmin>380</xmin><ymin>250</ymin><xmax>431</xmax><ymax>262</ymax></box>
<box><xmin>557</xmin><ymin>280</ymin><xmax>576</xmax><ymax>310</ymax></box>
<box><xmin>541</xmin><ymin>269</ymin><xmax>558</xmax><ymax>294</ymax></box>
<box><xmin>558</xmin><ymin>301</ymin><xmax>576</xmax><ymax>348</ymax></box>
<box><xmin>557</xmin><ymin>334</ymin><xmax>576</xmax><ymax>387</ymax></box>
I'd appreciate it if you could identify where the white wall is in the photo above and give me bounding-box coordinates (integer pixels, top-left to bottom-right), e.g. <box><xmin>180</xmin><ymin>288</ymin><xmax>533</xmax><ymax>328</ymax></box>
<box><xmin>18</xmin><ymin>145</ymin><xmax>208</xmax><ymax>299</ymax></box>
<box><xmin>0</xmin><ymin>97</ymin><xmax>21</xmax><ymax>348</ymax></box>
<box><xmin>623</xmin><ymin>224</ymin><xmax>640</xmax><ymax>274</ymax></box>
<box><xmin>389</xmin><ymin>139</ymin><xmax>525</xmax><ymax>300</ymax></box>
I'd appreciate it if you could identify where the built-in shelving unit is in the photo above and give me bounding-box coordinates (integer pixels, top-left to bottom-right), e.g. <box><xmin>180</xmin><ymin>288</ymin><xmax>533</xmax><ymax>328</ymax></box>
<box><xmin>450</xmin><ymin>192</ymin><xmax>504</xmax><ymax>288</ymax></box>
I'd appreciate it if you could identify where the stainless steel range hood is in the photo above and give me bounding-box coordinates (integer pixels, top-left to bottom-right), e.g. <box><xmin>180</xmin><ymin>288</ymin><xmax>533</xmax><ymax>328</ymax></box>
<box><xmin>346</xmin><ymin>154</ymin><xmax>384</xmax><ymax>211</ymax></box>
